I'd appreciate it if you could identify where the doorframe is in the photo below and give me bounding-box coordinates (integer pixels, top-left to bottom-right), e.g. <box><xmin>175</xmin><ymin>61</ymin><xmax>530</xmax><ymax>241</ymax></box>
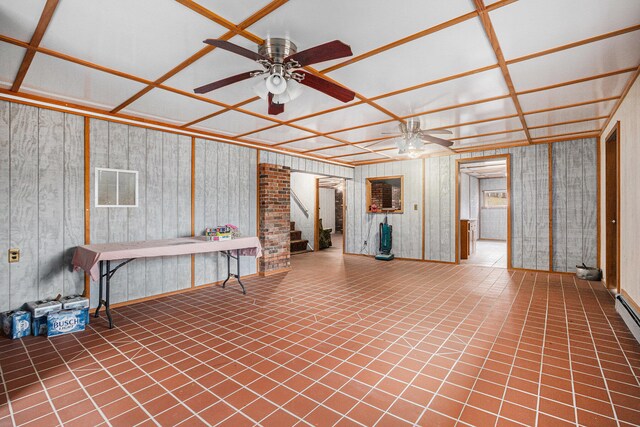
<box><xmin>604</xmin><ymin>121</ymin><xmax>621</xmax><ymax>293</ymax></box>
<box><xmin>314</xmin><ymin>177</ymin><xmax>320</xmax><ymax>252</ymax></box>
<box><xmin>455</xmin><ymin>154</ymin><xmax>512</xmax><ymax>268</ymax></box>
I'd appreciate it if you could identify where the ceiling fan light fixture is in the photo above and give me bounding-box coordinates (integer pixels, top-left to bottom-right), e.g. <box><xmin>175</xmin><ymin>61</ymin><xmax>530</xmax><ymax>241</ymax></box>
<box><xmin>266</xmin><ymin>72</ymin><xmax>287</xmax><ymax>95</ymax></box>
<box><xmin>252</xmin><ymin>77</ymin><xmax>269</xmax><ymax>100</ymax></box>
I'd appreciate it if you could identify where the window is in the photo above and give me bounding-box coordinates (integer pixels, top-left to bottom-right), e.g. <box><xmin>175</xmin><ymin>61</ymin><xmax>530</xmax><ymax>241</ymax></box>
<box><xmin>483</xmin><ymin>190</ymin><xmax>507</xmax><ymax>208</ymax></box>
<box><xmin>366</xmin><ymin>176</ymin><xmax>403</xmax><ymax>213</ymax></box>
<box><xmin>95</xmin><ymin>168</ymin><xmax>138</xmax><ymax>207</ymax></box>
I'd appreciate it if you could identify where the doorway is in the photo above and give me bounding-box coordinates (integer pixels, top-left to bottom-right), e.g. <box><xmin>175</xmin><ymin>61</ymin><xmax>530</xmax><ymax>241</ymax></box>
<box><xmin>605</xmin><ymin>122</ymin><xmax>620</xmax><ymax>292</ymax></box>
<box><xmin>315</xmin><ymin>177</ymin><xmax>345</xmax><ymax>253</ymax></box>
<box><xmin>456</xmin><ymin>155</ymin><xmax>510</xmax><ymax>268</ymax></box>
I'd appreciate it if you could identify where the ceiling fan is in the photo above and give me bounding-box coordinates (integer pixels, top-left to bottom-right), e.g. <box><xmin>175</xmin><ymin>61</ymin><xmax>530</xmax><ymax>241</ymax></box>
<box><xmin>194</xmin><ymin>38</ymin><xmax>356</xmax><ymax>115</ymax></box>
<box><xmin>382</xmin><ymin>118</ymin><xmax>454</xmax><ymax>157</ymax></box>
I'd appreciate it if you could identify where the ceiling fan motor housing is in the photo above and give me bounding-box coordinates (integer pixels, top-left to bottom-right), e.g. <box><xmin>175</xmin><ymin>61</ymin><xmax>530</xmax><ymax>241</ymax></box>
<box><xmin>259</xmin><ymin>38</ymin><xmax>297</xmax><ymax>64</ymax></box>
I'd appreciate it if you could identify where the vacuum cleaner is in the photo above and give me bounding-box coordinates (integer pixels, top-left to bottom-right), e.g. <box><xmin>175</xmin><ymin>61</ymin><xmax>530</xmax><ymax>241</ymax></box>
<box><xmin>375</xmin><ymin>211</ymin><xmax>394</xmax><ymax>261</ymax></box>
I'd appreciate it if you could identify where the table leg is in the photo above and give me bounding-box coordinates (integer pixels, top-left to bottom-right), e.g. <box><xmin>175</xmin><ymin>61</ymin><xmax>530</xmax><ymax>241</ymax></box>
<box><xmin>236</xmin><ymin>252</ymin><xmax>246</xmax><ymax>295</ymax></box>
<box><xmin>222</xmin><ymin>251</ymin><xmax>231</xmax><ymax>289</ymax></box>
<box><xmin>105</xmin><ymin>260</ymin><xmax>113</xmax><ymax>328</ymax></box>
<box><xmin>94</xmin><ymin>261</ymin><xmax>104</xmax><ymax>318</ymax></box>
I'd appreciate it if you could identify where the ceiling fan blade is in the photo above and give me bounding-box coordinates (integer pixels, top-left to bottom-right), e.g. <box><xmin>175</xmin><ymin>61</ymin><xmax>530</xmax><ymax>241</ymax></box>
<box><xmin>285</xmin><ymin>40</ymin><xmax>353</xmax><ymax>67</ymax></box>
<box><xmin>194</xmin><ymin>70</ymin><xmax>260</xmax><ymax>94</ymax></box>
<box><xmin>297</xmin><ymin>71</ymin><xmax>355</xmax><ymax>103</ymax></box>
<box><xmin>203</xmin><ymin>39</ymin><xmax>269</xmax><ymax>62</ymax></box>
<box><xmin>268</xmin><ymin>93</ymin><xmax>284</xmax><ymax>115</ymax></box>
<box><xmin>381</xmin><ymin>132</ymin><xmax>401</xmax><ymax>135</ymax></box>
<box><xmin>421</xmin><ymin>134</ymin><xmax>454</xmax><ymax>149</ymax></box>
<box><xmin>420</xmin><ymin>129</ymin><xmax>453</xmax><ymax>135</ymax></box>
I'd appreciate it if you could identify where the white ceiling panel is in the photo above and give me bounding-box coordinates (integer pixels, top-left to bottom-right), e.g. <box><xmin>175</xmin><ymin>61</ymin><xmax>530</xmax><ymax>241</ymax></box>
<box><xmin>342</xmin><ymin>152</ymin><xmax>387</xmax><ymax>163</ymax></box>
<box><xmin>280</xmin><ymin>137</ymin><xmax>341</xmax><ymax>151</ymax></box>
<box><xmin>518</xmin><ymin>72</ymin><xmax>634</xmax><ymax>113</ymax></box>
<box><xmin>524</xmin><ymin>99</ymin><xmax>617</xmax><ymax>127</ymax></box>
<box><xmin>491</xmin><ymin>0</ymin><xmax>640</xmax><ymax>60</ymax></box>
<box><xmin>453</xmin><ymin>130</ymin><xmax>527</xmax><ymax>148</ymax></box>
<box><xmin>41</xmin><ymin>0</ymin><xmax>226</xmax><ymax>81</ymax></box>
<box><xmin>0</xmin><ymin>43</ymin><xmax>26</xmax><ymax>89</ymax></box>
<box><xmin>0</xmin><ymin>0</ymin><xmax>45</xmax><ymax>41</ymax></box>
<box><xmin>375</xmin><ymin>68</ymin><xmax>509</xmax><ymax>115</ymax></box>
<box><xmin>327</xmin><ymin>122</ymin><xmax>396</xmax><ymax>143</ymax></box>
<box><xmin>327</xmin><ymin>18</ymin><xmax>497</xmax><ymax>97</ymax></box>
<box><xmin>122</xmin><ymin>88</ymin><xmax>222</xmax><ymax>125</ymax></box>
<box><xmin>530</xmin><ymin>120</ymin><xmax>604</xmax><ymax>139</ymax></box>
<box><xmin>508</xmin><ymin>31</ymin><xmax>640</xmax><ymax>92</ymax></box>
<box><xmin>193</xmin><ymin>1</ymin><xmax>274</xmax><ymax>25</ymax></box>
<box><xmin>360</xmin><ymin>138</ymin><xmax>398</xmax><ymax>151</ymax></box>
<box><xmin>294</xmin><ymin>103</ymin><xmax>391</xmax><ymax>133</ymax></box>
<box><xmin>247</xmin><ymin>0</ymin><xmax>474</xmax><ymax>70</ymax></box>
<box><xmin>455</xmin><ymin>116</ymin><xmax>523</xmax><ymax>138</ymax></box>
<box><xmin>245</xmin><ymin>125</ymin><xmax>316</xmax><ymax>144</ymax></box>
<box><xmin>21</xmin><ymin>53</ymin><xmax>146</xmax><ymax>111</ymax></box>
<box><xmin>314</xmin><ymin>145</ymin><xmax>368</xmax><ymax>158</ymax></box>
<box><xmin>413</xmin><ymin>97</ymin><xmax>518</xmax><ymax>130</ymax></box>
<box><xmin>193</xmin><ymin>109</ymin><xmax>273</xmax><ymax>136</ymax></box>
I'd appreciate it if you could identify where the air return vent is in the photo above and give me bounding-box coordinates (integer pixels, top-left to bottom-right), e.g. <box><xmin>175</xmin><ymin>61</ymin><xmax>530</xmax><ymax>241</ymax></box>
<box><xmin>615</xmin><ymin>295</ymin><xmax>640</xmax><ymax>344</ymax></box>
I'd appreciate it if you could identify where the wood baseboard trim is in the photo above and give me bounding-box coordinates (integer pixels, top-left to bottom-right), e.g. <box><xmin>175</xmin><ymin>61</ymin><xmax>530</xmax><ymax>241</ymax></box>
<box><xmin>108</xmin><ymin>273</ymin><xmax>259</xmax><ymax>309</ymax></box>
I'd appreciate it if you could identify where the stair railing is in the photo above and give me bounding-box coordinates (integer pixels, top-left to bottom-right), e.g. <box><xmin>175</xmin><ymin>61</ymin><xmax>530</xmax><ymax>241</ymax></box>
<box><xmin>291</xmin><ymin>189</ymin><xmax>309</xmax><ymax>218</ymax></box>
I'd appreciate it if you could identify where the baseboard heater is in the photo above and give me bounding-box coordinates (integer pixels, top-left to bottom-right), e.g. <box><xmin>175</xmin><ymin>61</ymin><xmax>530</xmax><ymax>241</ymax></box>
<box><xmin>615</xmin><ymin>295</ymin><xmax>640</xmax><ymax>344</ymax></box>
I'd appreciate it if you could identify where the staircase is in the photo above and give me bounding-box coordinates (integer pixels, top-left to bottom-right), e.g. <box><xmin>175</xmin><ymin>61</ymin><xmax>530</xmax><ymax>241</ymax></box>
<box><xmin>290</xmin><ymin>221</ymin><xmax>309</xmax><ymax>254</ymax></box>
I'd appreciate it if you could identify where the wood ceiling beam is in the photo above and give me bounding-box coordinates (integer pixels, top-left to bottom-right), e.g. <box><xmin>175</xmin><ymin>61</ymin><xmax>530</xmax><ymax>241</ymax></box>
<box><xmin>524</xmin><ymin>96</ymin><xmax>619</xmax><ymax>116</ymax></box>
<box><xmin>516</xmin><ymin>67</ymin><xmax>636</xmax><ymax>96</ymax></box>
<box><xmin>473</xmin><ymin>0</ymin><xmax>532</xmax><ymax>143</ymax></box>
<box><xmin>11</xmin><ymin>0</ymin><xmax>60</xmax><ymax>92</ymax></box>
<box><xmin>527</xmin><ymin>116</ymin><xmax>608</xmax><ymax>130</ymax></box>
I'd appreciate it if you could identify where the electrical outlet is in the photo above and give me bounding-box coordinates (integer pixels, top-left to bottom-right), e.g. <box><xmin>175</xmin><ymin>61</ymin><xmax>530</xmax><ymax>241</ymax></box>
<box><xmin>414</xmin><ymin>204</ymin><xmax>418</xmax><ymax>210</ymax></box>
<box><xmin>363</xmin><ymin>240</ymin><xmax>367</xmax><ymax>246</ymax></box>
<box><xmin>8</xmin><ymin>248</ymin><xmax>20</xmax><ymax>263</ymax></box>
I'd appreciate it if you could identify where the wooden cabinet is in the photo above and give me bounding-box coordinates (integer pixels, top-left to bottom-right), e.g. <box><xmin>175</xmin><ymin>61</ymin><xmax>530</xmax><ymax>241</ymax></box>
<box><xmin>460</xmin><ymin>219</ymin><xmax>477</xmax><ymax>259</ymax></box>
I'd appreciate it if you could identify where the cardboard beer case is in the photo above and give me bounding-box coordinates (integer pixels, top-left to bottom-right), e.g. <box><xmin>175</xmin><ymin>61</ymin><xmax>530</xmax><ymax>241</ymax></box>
<box><xmin>60</xmin><ymin>295</ymin><xmax>90</xmax><ymax>310</ymax></box>
<box><xmin>1</xmin><ymin>310</ymin><xmax>31</xmax><ymax>339</ymax></box>
<box><xmin>24</xmin><ymin>299</ymin><xmax>62</xmax><ymax>318</ymax></box>
<box><xmin>47</xmin><ymin>309</ymin><xmax>88</xmax><ymax>337</ymax></box>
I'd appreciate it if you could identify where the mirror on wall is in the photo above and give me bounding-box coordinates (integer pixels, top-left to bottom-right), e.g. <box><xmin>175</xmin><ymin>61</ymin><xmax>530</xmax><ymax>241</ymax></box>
<box><xmin>366</xmin><ymin>176</ymin><xmax>404</xmax><ymax>213</ymax></box>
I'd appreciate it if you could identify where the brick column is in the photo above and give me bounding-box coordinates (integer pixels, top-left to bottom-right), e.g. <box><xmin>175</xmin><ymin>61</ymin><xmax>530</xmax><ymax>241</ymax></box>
<box><xmin>258</xmin><ymin>163</ymin><xmax>291</xmax><ymax>275</ymax></box>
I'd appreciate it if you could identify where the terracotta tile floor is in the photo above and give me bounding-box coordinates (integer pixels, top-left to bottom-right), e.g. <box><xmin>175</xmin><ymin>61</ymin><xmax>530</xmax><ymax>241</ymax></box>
<box><xmin>1</xmin><ymin>250</ymin><xmax>640</xmax><ymax>426</ymax></box>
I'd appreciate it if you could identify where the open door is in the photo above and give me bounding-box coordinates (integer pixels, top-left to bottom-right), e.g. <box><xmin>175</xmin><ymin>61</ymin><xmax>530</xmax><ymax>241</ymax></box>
<box><xmin>605</xmin><ymin>122</ymin><xmax>620</xmax><ymax>292</ymax></box>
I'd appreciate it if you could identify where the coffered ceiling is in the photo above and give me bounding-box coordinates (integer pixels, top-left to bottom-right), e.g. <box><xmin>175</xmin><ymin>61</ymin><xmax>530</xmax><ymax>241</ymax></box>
<box><xmin>1</xmin><ymin>0</ymin><xmax>638</xmax><ymax>166</ymax></box>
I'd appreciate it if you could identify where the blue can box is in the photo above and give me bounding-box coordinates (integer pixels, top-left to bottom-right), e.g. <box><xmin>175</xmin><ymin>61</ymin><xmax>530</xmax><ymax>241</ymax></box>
<box><xmin>1</xmin><ymin>310</ymin><xmax>32</xmax><ymax>339</ymax></box>
<box><xmin>47</xmin><ymin>309</ymin><xmax>88</xmax><ymax>337</ymax></box>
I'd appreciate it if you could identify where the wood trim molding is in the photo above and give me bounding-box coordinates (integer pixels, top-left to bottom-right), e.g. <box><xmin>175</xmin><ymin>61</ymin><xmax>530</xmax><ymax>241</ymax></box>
<box><xmin>11</xmin><ymin>0</ymin><xmax>60</xmax><ymax>92</ymax></box>
<box><xmin>191</xmin><ymin>136</ymin><xmax>196</xmax><ymax>288</ymax></box>
<box><xmin>473</xmin><ymin>0</ymin><xmax>532</xmax><ymax>143</ymax></box>
<box><xmin>548</xmin><ymin>143</ymin><xmax>553</xmax><ymax>271</ymax></box>
<box><xmin>83</xmin><ymin>116</ymin><xmax>91</xmax><ymax>298</ymax></box>
<box><xmin>600</xmin><ymin>66</ymin><xmax>640</xmax><ymax>136</ymax></box>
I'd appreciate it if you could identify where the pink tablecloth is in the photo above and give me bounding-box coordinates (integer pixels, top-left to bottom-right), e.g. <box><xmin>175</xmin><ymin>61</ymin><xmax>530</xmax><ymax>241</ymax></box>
<box><xmin>72</xmin><ymin>236</ymin><xmax>262</xmax><ymax>281</ymax></box>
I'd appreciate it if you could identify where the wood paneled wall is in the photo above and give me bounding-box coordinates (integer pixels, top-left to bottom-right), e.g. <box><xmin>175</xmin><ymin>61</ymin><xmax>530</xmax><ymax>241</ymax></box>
<box><xmin>345</xmin><ymin>142</ymin><xmax>597</xmax><ymax>273</ymax></box>
<box><xmin>259</xmin><ymin>151</ymin><xmax>354</xmax><ymax>179</ymax></box>
<box><xmin>89</xmin><ymin>120</ymin><xmax>192</xmax><ymax>306</ymax></box>
<box><xmin>194</xmin><ymin>139</ymin><xmax>257</xmax><ymax>286</ymax></box>
<box><xmin>552</xmin><ymin>138</ymin><xmax>597</xmax><ymax>272</ymax></box>
<box><xmin>0</xmin><ymin>101</ymin><xmax>84</xmax><ymax>312</ymax></box>
<box><xmin>479</xmin><ymin>178</ymin><xmax>507</xmax><ymax>240</ymax></box>
<box><xmin>345</xmin><ymin>159</ymin><xmax>422</xmax><ymax>259</ymax></box>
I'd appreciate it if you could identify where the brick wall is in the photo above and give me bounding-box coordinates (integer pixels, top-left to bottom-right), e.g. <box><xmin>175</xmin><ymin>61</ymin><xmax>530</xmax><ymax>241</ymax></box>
<box><xmin>258</xmin><ymin>163</ymin><xmax>291</xmax><ymax>275</ymax></box>
<box><xmin>371</xmin><ymin>182</ymin><xmax>392</xmax><ymax>209</ymax></box>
